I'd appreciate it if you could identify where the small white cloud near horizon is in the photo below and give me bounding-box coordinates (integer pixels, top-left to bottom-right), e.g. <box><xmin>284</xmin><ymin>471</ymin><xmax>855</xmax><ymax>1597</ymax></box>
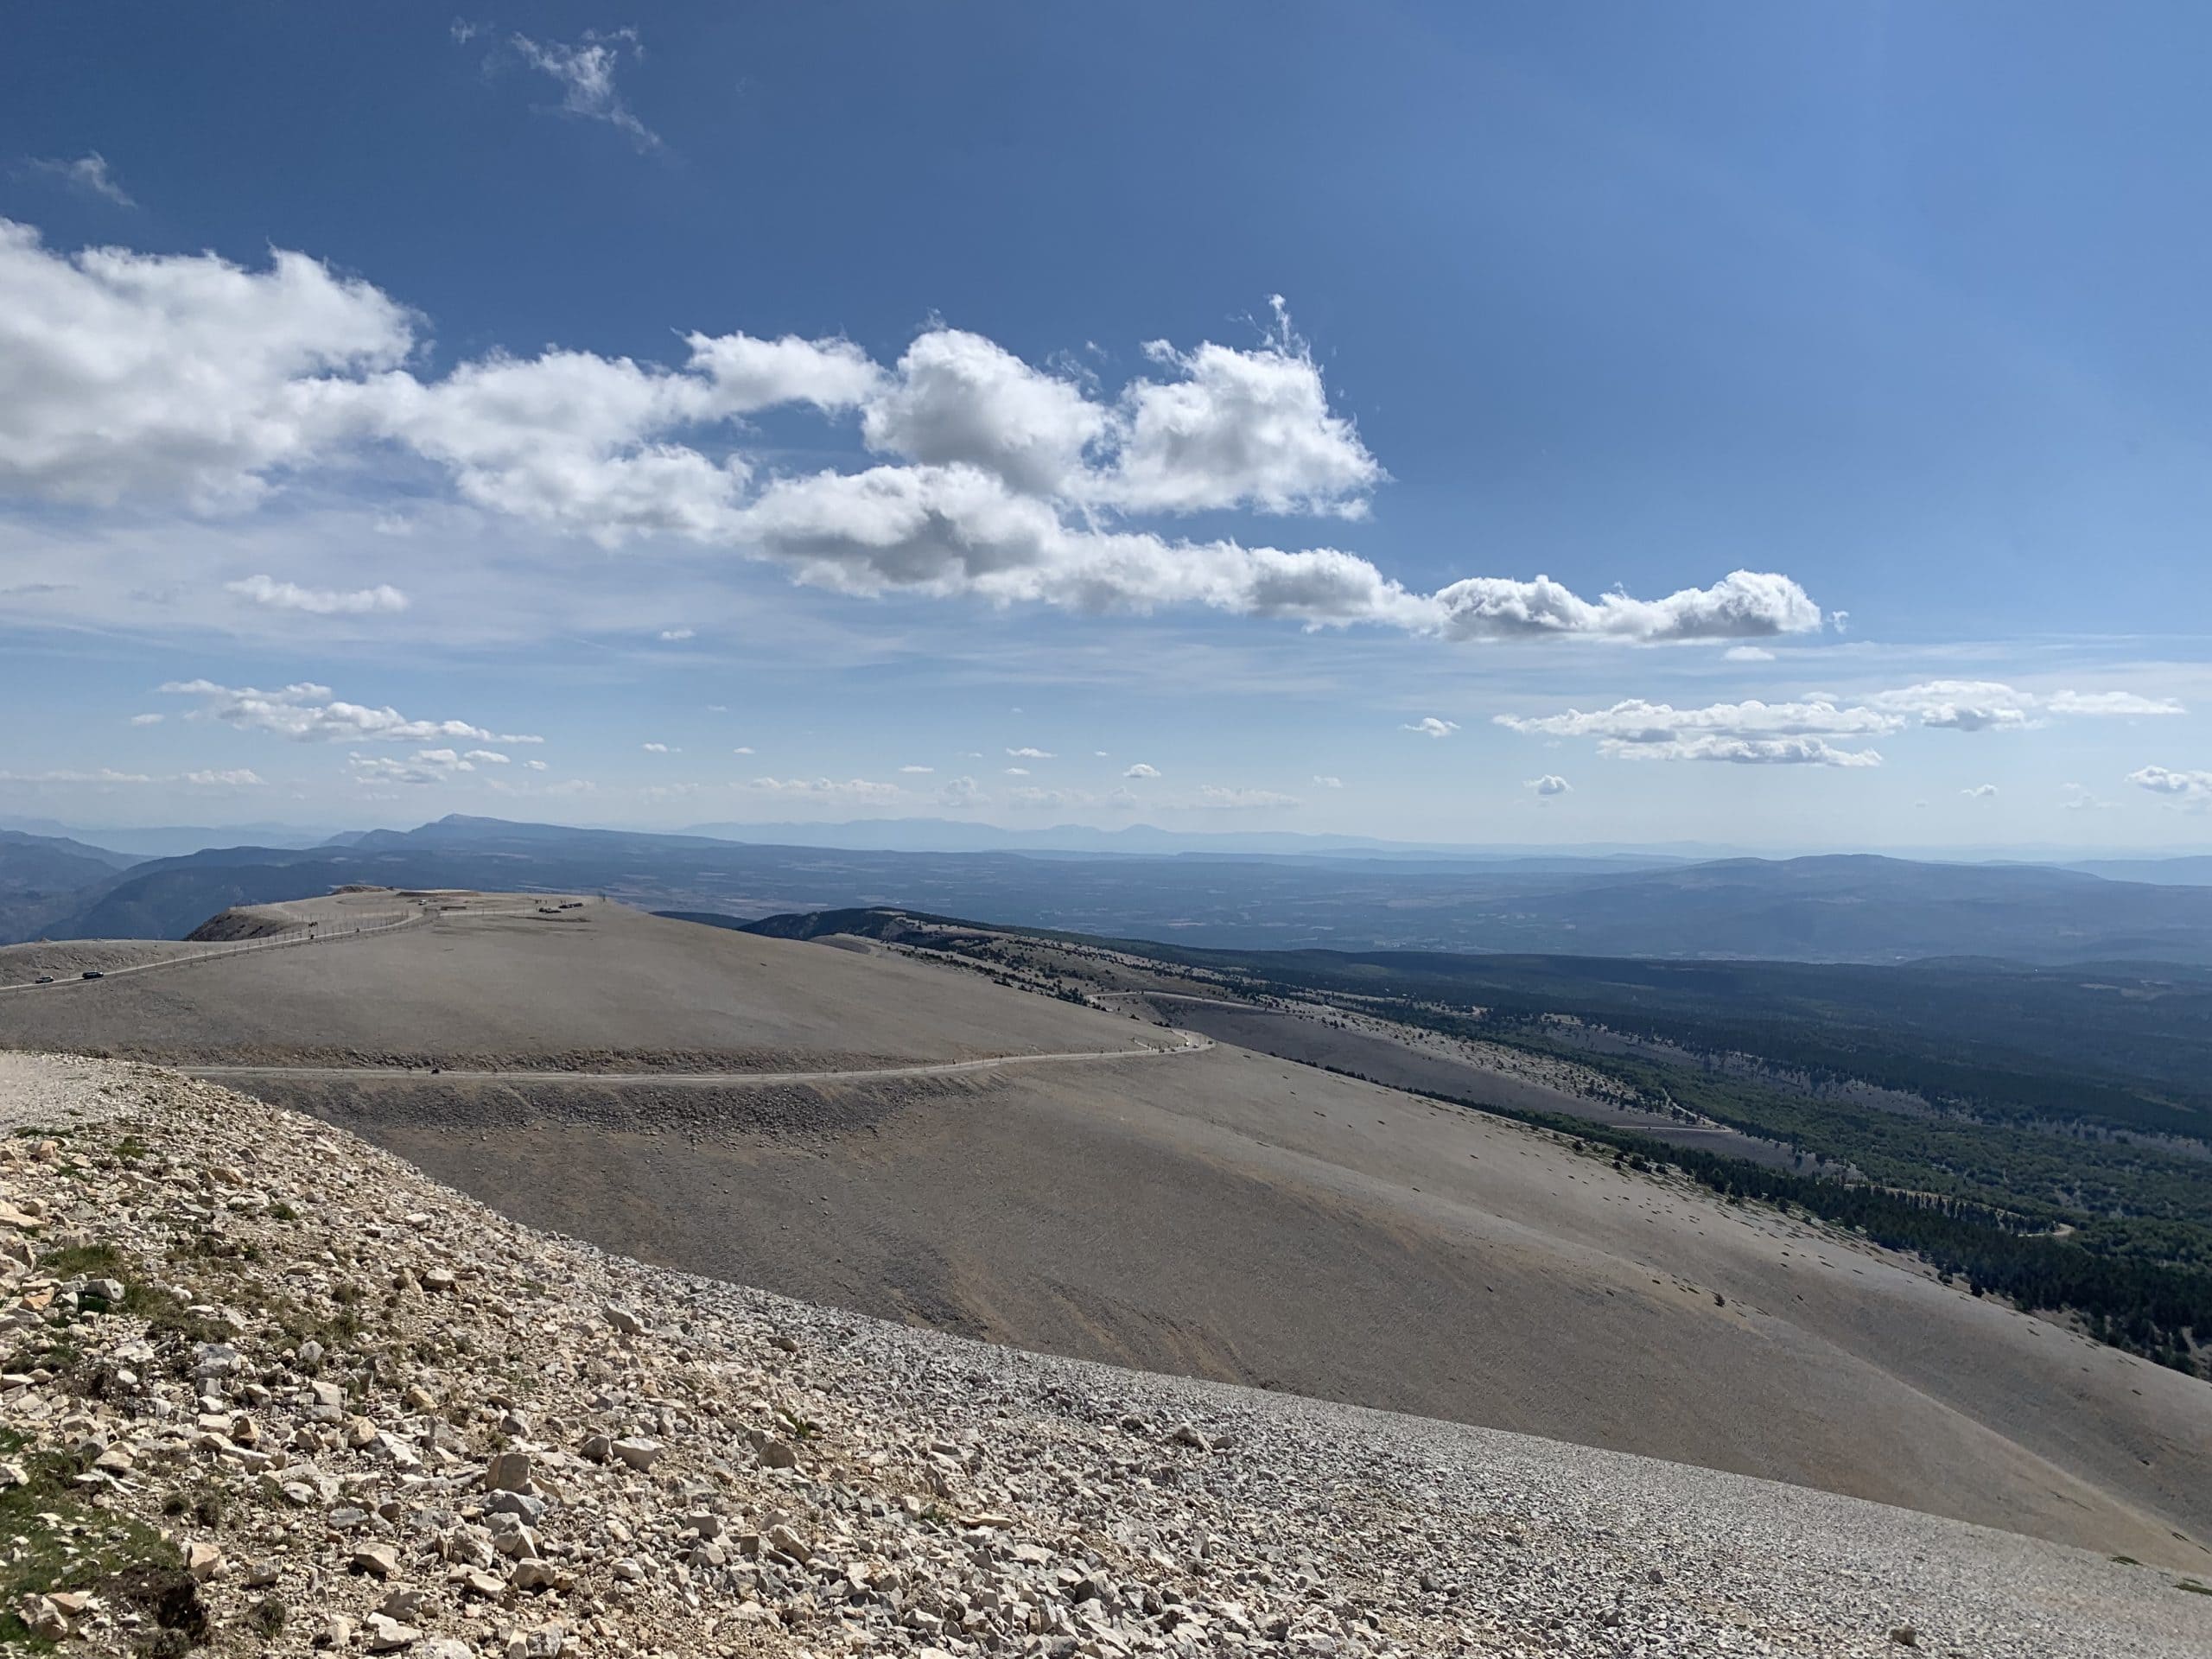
<box><xmin>748</xmin><ymin>775</ymin><xmax>901</xmax><ymax>803</ymax></box>
<box><xmin>1007</xmin><ymin>747</ymin><xmax>1054</xmax><ymax>760</ymax></box>
<box><xmin>524</xmin><ymin>759</ymin><xmax>548</xmax><ymax>771</ymax></box>
<box><xmin>181</xmin><ymin>767</ymin><xmax>264</xmax><ymax>787</ymax></box>
<box><xmin>1526</xmin><ymin>774</ymin><xmax>1571</xmax><ymax>797</ymax></box>
<box><xmin>0</xmin><ymin>767</ymin><xmax>155</xmax><ymax>786</ymax></box>
<box><xmin>641</xmin><ymin>741</ymin><xmax>674</xmax><ymax>753</ymax></box>
<box><xmin>658</xmin><ymin>627</ymin><xmax>695</xmax><ymax>641</ymax></box>
<box><xmin>346</xmin><ymin>747</ymin><xmax>479</xmax><ymax>786</ymax></box>
<box><xmin>127</xmin><ymin>712</ymin><xmax>163</xmax><ymax>727</ymax></box>
<box><xmin>1497</xmin><ymin>679</ymin><xmax>2184</xmax><ymax>771</ymax></box>
<box><xmin>2060</xmin><ymin>781</ymin><xmax>2113</xmax><ymax>812</ymax></box>
<box><xmin>2127</xmin><ymin>764</ymin><xmax>2212</xmax><ymax>803</ymax></box>
<box><xmin>1122</xmin><ymin>762</ymin><xmax>1160</xmax><ymax>779</ymax></box>
<box><xmin>162</xmin><ymin>679</ymin><xmax>541</xmax><ymax>746</ymax></box>
<box><xmin>1961</xmin><ymin>783</ymin><xmax>1999</xmax><ymax>800</ymax></box>
<box><xmin>1402</xmin><ymin>716</ymin><xmax>1458</xmax><ymax>739</ymax></box>
<box><xmin>226</xmin><ymin>574</ymin><xmax>410</xmax><ymax>616</ymax></box>
<box><xmin>24</xmin><ymin>152</ymin><xmax>134</xmax><ymax>207</ymax></box>
<box><xmin>899</xmin><ymin>764</ymin><xmax>934</xmax><ymax>773</ymax></box>
<box><xmin>1312</xmin><ymin>774</ymin><xmax>1344</xmax><ymax>789</ymax></box>
<box><xmin>1004</xmin><ymin>766</ymin><xmax>1030</xmax><ymax>776</ymax></box>
<box><xmin>1724</xmin><ymin>645</ymin><xmax>1775</xmax><ymax>662</ymax></box>
<box><xmin>1197</xmin><ymin>785</ymin><xmax>1300</xmax><ymax>810</ymax></box>
<box><xmin>732</xmin><ymin>746</ymin><xmax>754</xmax><ymax>755</ymax></box>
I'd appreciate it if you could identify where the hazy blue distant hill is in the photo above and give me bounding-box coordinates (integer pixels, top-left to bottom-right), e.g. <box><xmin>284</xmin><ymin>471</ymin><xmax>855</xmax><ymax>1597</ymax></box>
<box><xmin>2063</xmin><ymin>856</ymin><xmax>2212</xmax><ymax>887</ymax></box>
<box><xmin>0</xmin><ymin>829</ymin><xmax>143</xmax><ymax>940</ymax></box>
<box><xmin>0</xmin><ymin>818</ymin><xmax>342</xmax><ymax>859</ymax></box>
<box><xmin>32</xmin><ymin>817</ymin><xmax>2212</xmax><ymax>964</ymax></box>
<box><xmin>681</xmin><ymin>816</ymin><xmax>1733</xmax><ymax>861</ymax></box>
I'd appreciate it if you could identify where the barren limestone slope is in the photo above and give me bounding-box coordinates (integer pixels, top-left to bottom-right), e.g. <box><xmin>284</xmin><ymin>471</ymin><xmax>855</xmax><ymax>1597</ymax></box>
<box><xmin>297</xmin><ymin>1042</ymin><xmax>2212</xmax><ymax>1574</ymax></box>
<box><xmin>5</xmin><ymin>1053</ymin><xmax>2209</xmax><ymax>1658</ymax></box>
<box><xmin>8</xmin><ymin>906</ymin><xmax>2209</xmax><ymax>1577</ymax></box>
<box><xmin>0</xmin><ymin>899</ymin><xmax>1151</xmax><ymax>1070</ymax></box>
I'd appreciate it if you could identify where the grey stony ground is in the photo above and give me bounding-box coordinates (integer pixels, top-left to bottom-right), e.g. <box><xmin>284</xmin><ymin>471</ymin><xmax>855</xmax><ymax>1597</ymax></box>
<box><xmin>2</xmin><ymin>1054</ymin><xmax>2205</xmax><ymax>1658</ymax></box>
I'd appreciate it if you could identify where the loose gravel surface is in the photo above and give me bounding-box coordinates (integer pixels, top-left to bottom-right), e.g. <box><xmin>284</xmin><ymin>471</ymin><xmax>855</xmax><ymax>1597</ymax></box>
<box><xmin>3</xmin><ymin>1052</ymin><xmax>2207</xmax><ymax>1658</ymax></box>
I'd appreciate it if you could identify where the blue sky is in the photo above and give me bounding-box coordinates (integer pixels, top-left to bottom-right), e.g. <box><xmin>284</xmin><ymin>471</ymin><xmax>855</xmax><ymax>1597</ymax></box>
<box><xmin>2</xmin><ymin>3</ymin><xmax>2207</xmax><ymax>849</ymax></box>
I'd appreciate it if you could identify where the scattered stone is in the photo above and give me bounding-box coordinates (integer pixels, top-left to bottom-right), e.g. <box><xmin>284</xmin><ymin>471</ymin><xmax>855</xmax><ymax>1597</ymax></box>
<box><xmin>17</xmin><ymin>1595</ymin><xmax>67</xmax><ymax>1642</ymax></box>
<box><xmin>364</xmin><ymin>1611</ymin><xmax>422</xmax><ymax>1651</ymax></box>
<box><xmin>352</xmin><ymin>1544</ymin><xmax>399</xmax><ymax>1578</ymax></box>
<box><xmin>486</xmin><ymin>1448</ymin><xmax>533</xmax><ymax>1491</ymax></box>
<box><xmin>610</xmin><ymin>1435</ymin><xmax>662</xmax><ymax>1471</ymax></box>
<box><xmin>753</xmin><ymin>1435</ymin><xmax>798</xmax><ymax>1469</ymax></box>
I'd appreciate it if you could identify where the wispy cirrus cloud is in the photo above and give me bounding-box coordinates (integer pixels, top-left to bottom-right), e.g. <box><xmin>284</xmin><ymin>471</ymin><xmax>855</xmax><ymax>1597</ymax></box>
<box><xmin>462</xmin><ymin>23</ymin><xmax>664</xmax><ymax>152</ymax></box>
<box><xmin>226</xmin><ymin>573</ymin><xmax>410</xmax><ymax>615</ymax></box>
<box><xmin>22</xmin><ymin>152</ymin><xmax>134</xmax><ymax>207</ymax></box>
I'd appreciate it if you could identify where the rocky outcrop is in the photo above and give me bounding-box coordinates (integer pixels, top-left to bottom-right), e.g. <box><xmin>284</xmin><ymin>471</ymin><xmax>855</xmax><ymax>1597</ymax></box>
<box><xmin>0</xmin><ymin>1052</ymin><xmax>2203</xmax><ymax>1657</ymax></box>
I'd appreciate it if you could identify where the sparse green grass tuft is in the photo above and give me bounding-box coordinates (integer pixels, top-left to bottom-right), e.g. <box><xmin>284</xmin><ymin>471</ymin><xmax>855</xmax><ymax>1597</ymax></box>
<box><xmin>0</xmin><ymin>1444</ymin><xmax>193</xmax><ymax>1651</ymax></box>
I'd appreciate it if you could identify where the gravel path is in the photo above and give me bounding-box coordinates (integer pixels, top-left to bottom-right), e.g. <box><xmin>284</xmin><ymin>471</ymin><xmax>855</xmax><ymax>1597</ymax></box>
<box><xmin>3</xmin><ymin>1052</ymin><xmax>2205</xmax><ymax>1658</ymax></box>
<box><xmin>183</xmin><ymin>1033</ymin><xmax>1209</xmax><ymax>1089</ymax></box>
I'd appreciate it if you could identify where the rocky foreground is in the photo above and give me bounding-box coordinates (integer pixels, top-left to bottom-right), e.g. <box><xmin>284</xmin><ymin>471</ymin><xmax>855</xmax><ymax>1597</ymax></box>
<box><xmin>1</xmin><ymin>1054</ymin><xmax>2204</xmax><ymax>1658</ymax></box>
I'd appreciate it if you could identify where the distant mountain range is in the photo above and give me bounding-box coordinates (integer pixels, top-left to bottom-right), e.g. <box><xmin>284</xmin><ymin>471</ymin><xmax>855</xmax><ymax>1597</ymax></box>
<box><xmin>5</xmin><ymin>810</ymin><xmax>2211</xmax><ymax>966</ymax></box>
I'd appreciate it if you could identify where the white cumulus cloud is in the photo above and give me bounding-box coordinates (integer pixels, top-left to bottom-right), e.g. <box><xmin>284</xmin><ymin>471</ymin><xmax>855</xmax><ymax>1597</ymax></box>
<box><xmin>181</xmin><ymin>767</ymin><xmax>264</xmax><ymax>787</ymax></box>
<box><xmin>1526</xmin><ymin>774</ymin><xmax>1571</xmax><ymax>796</ymax></box>
<box><xmin>0</xmin><ymin>220</ymin><xmax>1828</xmax><ymax>650</ymax></box>
<box><xmin>1122</xmin><ymin>762</ymin><xmax>1160</xmax><ymax>779</ymax></box>
<box><xmin>1402</xmin><ymin>716</ymin><xmax>1459</xmax><ymax>739</ymax></box>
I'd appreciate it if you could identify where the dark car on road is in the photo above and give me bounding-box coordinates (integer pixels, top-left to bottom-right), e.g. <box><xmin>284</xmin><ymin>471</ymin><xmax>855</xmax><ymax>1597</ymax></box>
<box><xmin>80</xmin><ymin>969</ymin><xmax>105</xmax><ymax>980</ymax></box>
